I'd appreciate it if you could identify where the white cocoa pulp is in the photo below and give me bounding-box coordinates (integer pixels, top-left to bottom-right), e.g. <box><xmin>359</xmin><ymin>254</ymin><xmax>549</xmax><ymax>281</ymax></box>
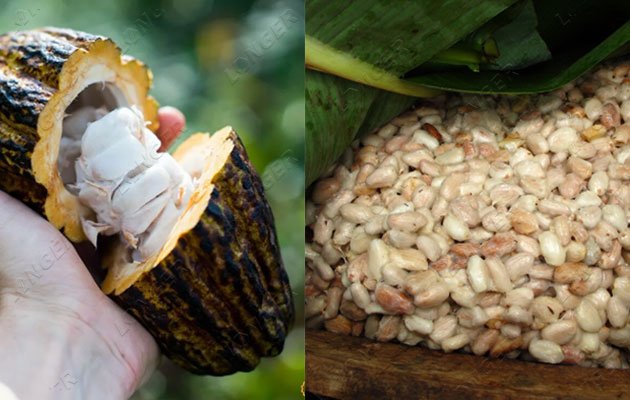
<box><xmin>61</xmin><ymin>106</ymin><xmax>194</xmax><ymax>262</ymax></box>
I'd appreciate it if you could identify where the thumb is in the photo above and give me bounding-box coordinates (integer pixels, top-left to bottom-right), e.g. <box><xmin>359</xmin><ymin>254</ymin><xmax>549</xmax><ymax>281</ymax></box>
<box><xmin>156</xmin><ymin>106</ymin><xmax>185</xmax><ymax>152</ymax></box>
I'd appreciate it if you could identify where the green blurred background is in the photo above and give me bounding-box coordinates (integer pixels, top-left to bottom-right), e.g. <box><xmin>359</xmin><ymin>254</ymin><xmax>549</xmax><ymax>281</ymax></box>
<box><xmin>0</xmin><ymin>0</ymin><xmax>304</xmax><ymax>398</ymax></box>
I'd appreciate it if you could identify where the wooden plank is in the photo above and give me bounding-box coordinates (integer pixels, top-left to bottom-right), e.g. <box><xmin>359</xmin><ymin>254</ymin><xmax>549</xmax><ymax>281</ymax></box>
<box><xmin>306</xmin><ymin>330</ymin><xmax>630</xmax><ymax>399</ymax></box>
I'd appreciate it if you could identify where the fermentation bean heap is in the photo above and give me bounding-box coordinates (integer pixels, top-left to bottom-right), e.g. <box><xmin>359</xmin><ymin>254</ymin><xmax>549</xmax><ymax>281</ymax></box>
<box><xmin>306</xmin><ymin>63</ymin><xmax>630</xmax><ymax>368</ymax></box>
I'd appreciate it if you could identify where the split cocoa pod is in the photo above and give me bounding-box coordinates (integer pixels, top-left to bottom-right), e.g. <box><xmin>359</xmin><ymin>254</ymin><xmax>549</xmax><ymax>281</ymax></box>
<box><xmin>0</xmin><ymin>27</ymin><xmax>293</xmax><ymax>375</ymax></box>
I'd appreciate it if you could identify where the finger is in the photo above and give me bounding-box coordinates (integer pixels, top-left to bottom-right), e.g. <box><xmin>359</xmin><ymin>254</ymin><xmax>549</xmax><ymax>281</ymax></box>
<box><xmin>157</xmin><ymin>106</ymin><xmax>185</xmax><ymax>152</ymax></box>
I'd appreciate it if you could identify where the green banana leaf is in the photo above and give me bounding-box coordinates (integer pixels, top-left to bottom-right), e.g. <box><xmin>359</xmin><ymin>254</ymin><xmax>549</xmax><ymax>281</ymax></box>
<box><xmin>306</xmin><ymin>0</ymin><xmax>630</xmax><ymax>186</ymax></box>
<box><xmin>306</xmin><ymin>0</ymin><xmax>519</xmax><ymax>185</ymax></box>
<box><xmin>409</xmin><ymin>21</ymin><xmax>630</xmax><ymax>94</ymax></box>
<box><xmin>410</xmin><ymin>0</ymin><xmax>630</xmax><ymax>92</ymax></box>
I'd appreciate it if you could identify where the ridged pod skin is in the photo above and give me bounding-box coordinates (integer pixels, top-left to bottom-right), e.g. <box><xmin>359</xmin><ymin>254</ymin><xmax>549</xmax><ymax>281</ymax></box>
<box><xmin>0</xmin><ymin>28</ymin><xmax>75</xmax><ymax>213</ymax></box>
<box><xmin>112</xmin><ymin>133</ymin><xmax>294</xmax><ymax>374</ymax></box>
<box><xmin>0</xmin><ymin>28</ymin><xmax>293</xmax><ymax>375</ymax></box>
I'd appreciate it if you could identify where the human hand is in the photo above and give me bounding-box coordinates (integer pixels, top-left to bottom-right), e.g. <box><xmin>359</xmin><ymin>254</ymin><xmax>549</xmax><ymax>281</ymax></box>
<box><xmin>0</xmin><ymin>107</ymin><xmax>185</xmax><ymax>400</ymax></box>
